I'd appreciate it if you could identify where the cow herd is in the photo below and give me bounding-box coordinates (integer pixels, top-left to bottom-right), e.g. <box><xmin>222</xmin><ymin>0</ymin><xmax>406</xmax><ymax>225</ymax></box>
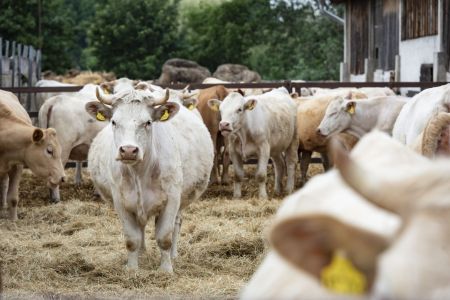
<box><xmin>1</xmin><ymin>78</ymin><xmax>450</xmax><ymax>298</ymax></box>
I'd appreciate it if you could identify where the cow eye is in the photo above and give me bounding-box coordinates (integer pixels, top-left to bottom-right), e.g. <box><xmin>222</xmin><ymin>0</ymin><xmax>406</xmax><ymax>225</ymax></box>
<box><xmin>46</xmin><ymin>148</ymin><xmax>53</xmax><ymax>156</ymax></box>
<box><xmin>145</xmin><ymin>120</ymin><xmax>152</xmax><ymax>127</ymax></box>
<box><xmin>112</xmin><ymin>120</ymin><xmax>116</xmax><ymax>126</ymax></box>
<box><xmin>237</xmin><ymin>108</ymin><xmax>243</xmax><ymax>113</ymax></box>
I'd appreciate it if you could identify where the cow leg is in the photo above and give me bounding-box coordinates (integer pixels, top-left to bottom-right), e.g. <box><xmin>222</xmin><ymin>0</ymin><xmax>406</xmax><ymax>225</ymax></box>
<box><xmin>7</xmin><ymin>165</ymin><xmax>22</xmax><ymax>221</ymax></box>
<box><xmin>221</xmin><ymin>139</ymin><xmax>231</xmax><ymax>185</ymax></box>
<box><xmin>140</xmin><ymin>225</ymin><xmax>146</xmax><ymax>253</ymax></box>
<box><xmin>155</xmin><ymin>189</ymin><xmax>181</xmax><ymax>273</ymax></box>
<box><xmin>321</xmin><ymin>153</ymin><xmax>330</xmax><ymax>171</ymax></box>
<box><xmin>210</xmin><ymin>135</ymin><xmax>220</xmax><ymax>185</ymax></box>
<box><xmin>229</xmin><ymin>140</ymin><xmax>244</xmax><ymax>199</ymax></box>
<box><xmin>300</xmin><ymin>150</ymin><xmax>312</xmax><ymax>186</ymax></box>
<box><xmin>272</xmin><ymin>154</ymin><xmax>285</xmax><ymax>196</ymax></box>
<box><xmin>75</xmin><ymin>161</ymin><xmax>83</xmax><ymax>185</ymax></box>
<box><xmin>256</xmin><ymin>143</ymin><xmax>270</xmax><ymax>199</ymax></box>
<box><xmin>170</xmin><ymin>212</ymin><xmax>182</xmax><ymax>259</ymax></box>
<box><xmin>1</xmin><ymin>174</ymin><xmax>8</xmax><ymax>209</ymax></box>
<box><xmin>117</xmin><ymin>207</ymin><xmax>143</xmax><ymax>270</ymax></box>
<box><xmin>285</xmin><ymin>138</ymin><xmax>299</xmax><ymax>193</ymax></box>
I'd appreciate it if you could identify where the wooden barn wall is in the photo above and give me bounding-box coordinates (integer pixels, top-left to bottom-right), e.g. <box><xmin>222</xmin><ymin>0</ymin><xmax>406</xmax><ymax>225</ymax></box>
<box><xmin>374</xmin><ymin>0</ymin><xmax>399</xmax><ymax>70</ymax></box>
<box><xmin>402</xmin><ymin>0</ymin><xmax>438</xmax><ymax>40</ymax></box>
<box><xmin>444</xmin><ymin>0</ymin><xmax>450</xmax><ymax>70</ymax></box>
<box><xmin>349</xmin><ymin>1</ymin><xmax>369</xmax><ymax>74</ymax></box>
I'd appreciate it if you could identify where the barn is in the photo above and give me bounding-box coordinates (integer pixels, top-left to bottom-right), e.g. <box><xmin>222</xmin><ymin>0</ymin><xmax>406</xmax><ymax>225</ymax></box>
<box><xmin>331</xmin><ymin>0</ymin><xmax>450</xmax><ymax>88</ymax></box>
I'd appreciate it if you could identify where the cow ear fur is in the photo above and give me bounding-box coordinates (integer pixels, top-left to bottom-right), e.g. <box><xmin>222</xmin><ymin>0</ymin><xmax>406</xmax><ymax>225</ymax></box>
<box><xmin>207</xmin><ymin>99</ymin><xmax>221</xmax><ymax>112</ymax></box>
<box><xmin>183</xmin><ymin>98</ymin><xmax>198</xmax><ymax>110</ymax></box>
<box><xmin>244</xmin><ymin>99</ymin><xmax>257</xmax><ymax>111</ymax></box>
<box><xmin>152</xmin><ymin>103</ymin><xmax>180</xmax><ymax>122</ymax></box>
<box><xmin>85</xmin><ymin>101</ymin><xmax>112</xmax><ymax>122</ymax></box>
<box><xmin>32</xmin><ymin>128</ymin><xmax>44</xmax><ymax>143</ymax></box>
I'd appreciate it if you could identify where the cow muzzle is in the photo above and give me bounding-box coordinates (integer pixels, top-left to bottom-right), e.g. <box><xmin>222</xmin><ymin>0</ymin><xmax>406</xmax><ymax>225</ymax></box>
<box><xmin>316</xmin><ymin>127</ymin><xmax>327</xmax><ymax>137</ymax></box>
<box><xmin>219</xmin><ymin>121</ymin><xmax>232</xmax><ymax>136</ymax></box>
<box><xmin>117</xmin><ymin>145</ymin><xmax>140</xmax><ymax>163</ymax></box>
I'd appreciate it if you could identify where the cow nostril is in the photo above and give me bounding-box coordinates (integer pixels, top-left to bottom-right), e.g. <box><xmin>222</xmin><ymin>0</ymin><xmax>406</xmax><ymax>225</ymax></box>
<box><xmin>119</xmin><ymin>147</ymin><xmax>125</xmax><ymax>153</ymax></box>
<box><xmin>132</xmin><ymin>148</ymin><xmax>138</xmax><ymax>154</ymax></box>
<box><xmin>61</xmin><ymin>177</ymin><xmax>66</xmax><ymax>183</ymax></box>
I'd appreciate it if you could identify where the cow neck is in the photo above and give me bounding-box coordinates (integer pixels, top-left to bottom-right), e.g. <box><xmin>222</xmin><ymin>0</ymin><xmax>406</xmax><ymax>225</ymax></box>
<box><xmin>0</xmin><ymin>118</ymin><xmax>35</xmax><ymax>167</ymax></box>
<box><xmin>347</xmin><ymin>103</ymin><xmax>378</xmax><ymax>138</ymax></box>
<box><xmin>235</xmin><ymin>110</ymin><xmax>256</xmax><ymax>146</ymax></box>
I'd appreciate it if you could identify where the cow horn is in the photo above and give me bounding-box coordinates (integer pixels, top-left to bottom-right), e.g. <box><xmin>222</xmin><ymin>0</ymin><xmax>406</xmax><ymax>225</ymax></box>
<box><xmin>331</xmin><ymin>137</ymin><xmax>407</xmax><ymax>215</ymax></box>
<box><xmin>182</xmin><ymin>85</ymin><xmax>190</xmax><ymax>93</ymax></box>
<box><xmin>152</xmin><ymin>89</ymin><xmax>170</xmax><ymax>105</ymax></box>
<box><xmin>96</xmin><ymin>87</ymin><xmax>115</xmax><ymax>105</ymax></box>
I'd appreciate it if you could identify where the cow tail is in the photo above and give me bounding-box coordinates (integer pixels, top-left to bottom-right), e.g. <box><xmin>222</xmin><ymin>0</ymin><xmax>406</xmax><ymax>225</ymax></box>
<box><xmin>38</xmin><ymin>102</ymin><xmax>53</xmax><ymax>129</ymax></box>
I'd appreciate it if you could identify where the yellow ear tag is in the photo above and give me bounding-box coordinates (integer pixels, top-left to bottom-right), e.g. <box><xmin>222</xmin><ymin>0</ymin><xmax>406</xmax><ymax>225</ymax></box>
<box><xmin>188</xmin><ymin>103</ymin><xmax>195</xmax><ymax>110</ymax></box>
<box><xmin>246</xmin><ymin>102</ymin><xmax>255</xmax><ymax>111</ymax></box>
<box><xmin>321</xmin><ymin>251</ymin><xmax>366</xmax><ymax>295</ymax></box>
<box><xmin>211</xmin><ymin>104</ymin><xmax>219</xmax><ymax>112</ymax></box>
<box><xmin>103</xmin><ymin>88</ymin><xmax>110</xmax><ymax>95</ymax></box>
<box><xmin>96</xmin><ymin>112</ymin><xmax>106</xmax><ymax>121</ymax></box>
<box><xmin>160</xmin><ymin>110</ymin><xmax>170</xmax><ymax>121</ymax></box>
<box><xmin>347</xmin><ymin>105</ymin><xmax>355</xmax><ymax>115</ymax></box>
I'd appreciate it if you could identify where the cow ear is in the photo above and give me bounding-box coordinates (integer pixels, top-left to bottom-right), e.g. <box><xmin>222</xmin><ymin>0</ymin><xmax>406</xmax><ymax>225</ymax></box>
<box><xmin>345</xmin><ymin>101</ymin><xmax>356</xmax><ymax>114</ymax></box>
<box><xmin>85</xmin><ymin>101</ymin><xmax>112</xmax><ymax>122</ymax></box>
<box><xmin>100</xmin><ymin>81</ymin><xmax>114</xmax><ymax>94</ymax></box>
<box><xmin>32</xmin><ymin>128</ymin><xmax>45</xmax><ymax>143</ymax></box>
<box><xmin>244</xmin><ymin>99</ymin><xmax>257</xmax><ymax>111</ymax></box>
<box><xmin>152</xmin><ymin>103</ymin><xmax>180</xmax><ymax>122</ymax></box>
<box><xmin>183</xmin><ymin>98</ymin><xmax>198</xmax><ymax>110</ymax></box>
<box><xmin>207</xmin><ymin>99</ymin><xmax>221</xmax><ymax>112</ymax></box>
<box><xmin>270</xmin><ymin>214</ymin><xmax>388</xmax><ymax>290</ymax></box>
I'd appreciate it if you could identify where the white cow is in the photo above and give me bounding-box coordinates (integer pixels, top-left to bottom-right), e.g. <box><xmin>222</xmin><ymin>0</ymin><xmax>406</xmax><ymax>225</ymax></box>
<box><xmin>242</xmin><ymin>131</ymin><xmax>450</xmax><ymax>299</ymax></box>
<box><xmin>38</xmin><ymin>86</ymin><xmax>107</xmax><ymax>202</ymax></box>
<box><xmin>317</xmin><ymin>95</ymin><xmax>407</xmax><ymax>138</ymax></box>
<box><xmin>208</xmin><ymin>87</ymin><xmax>298</xmax><ymax>199</ymax></box>
<box><xmin>86</xmin><ymin>88</ymin><xmax>213</xmax><ymax>272</ymax></box>
<box><xmin>393</xmin><ymin>84</ymin><xmax>450</xmax><ymax>145</ymax></box>
<box><xmin>35</xmin><ymin>79</ymin><xmax>76</xmax><ymax>111</ymax></box>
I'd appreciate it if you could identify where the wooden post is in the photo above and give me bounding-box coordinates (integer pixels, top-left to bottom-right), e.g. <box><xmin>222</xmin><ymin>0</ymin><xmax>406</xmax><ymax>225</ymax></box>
<box><xmin>365</xmin><ymin>58</ymin><xmax>376</xmax><ymax>82</ymax></box>
<box><xmin>434</xmin><ymin>52</ymin><xmax>447</xmax><ymax>82</ymax></box>
<box><xmin>340</xmin><ymin>62</ymin><xmax>350</xmax><ymax>82</ymax></box>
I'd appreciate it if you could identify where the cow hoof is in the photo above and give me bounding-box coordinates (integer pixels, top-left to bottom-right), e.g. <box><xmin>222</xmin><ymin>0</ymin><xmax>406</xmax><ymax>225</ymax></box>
<box><xmin>158</xmin><ymin>265</ymin><xmax>174</xmax><ymax>274</ymax></box>
<box><xmin>49</xmin><ymin>198</ymin><xmax>60</xmax><ymax>204</ymax></box>
<box><xmin>221</xmin><ymin>179</ymin><xmax>231</xmax><ymax>186</ymax></box>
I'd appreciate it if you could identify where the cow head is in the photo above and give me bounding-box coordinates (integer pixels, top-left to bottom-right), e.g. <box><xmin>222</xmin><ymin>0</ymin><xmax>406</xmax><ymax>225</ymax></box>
<box><xmin>86</xmin><ymin>88</ymin><xmax>179</xmax><ymax>165</ymax></box>
<box><xmin>207</xmin><ymin>92</ymin><xmax>257</xmax><ymax>136</ymax></box>
<box><xmin>330</xmin><ymin>137</ymin><xmax>450</xmax><ymax>298</ymax></box>
<box><xmin>317</xmin><ymin>96</ymin><xmax>356</xmax><ymax>137</ymax></box>
<box><xmin>25</xmin><ymin>128</ymin><xmax>66</xmax><ymax>186</ymax></box>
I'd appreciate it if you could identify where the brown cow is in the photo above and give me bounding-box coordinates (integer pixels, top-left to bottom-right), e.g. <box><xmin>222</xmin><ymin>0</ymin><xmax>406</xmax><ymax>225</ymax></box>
<box><xmin>0</xmin><ymin>90</ymin><xmax>65</xmax><ymax>220</ymax></box>
<box><xmin>196</xmin><ymin>85</ymin><xmax>231</xmax><ymax>184</ymax></box>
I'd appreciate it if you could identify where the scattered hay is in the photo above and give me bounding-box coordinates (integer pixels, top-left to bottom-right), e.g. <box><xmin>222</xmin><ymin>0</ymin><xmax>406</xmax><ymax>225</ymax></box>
<box><xmin>0</xmin><ymin>164</ymin><xmax>324</xmax><ymax>298</ymax></box>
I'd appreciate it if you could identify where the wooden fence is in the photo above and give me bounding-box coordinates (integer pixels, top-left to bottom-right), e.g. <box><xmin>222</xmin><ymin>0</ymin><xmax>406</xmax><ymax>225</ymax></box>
<box><xmin>0</xmin><ymin>37</ymin><xmax>41</xmax><ymax>111</ymax></box>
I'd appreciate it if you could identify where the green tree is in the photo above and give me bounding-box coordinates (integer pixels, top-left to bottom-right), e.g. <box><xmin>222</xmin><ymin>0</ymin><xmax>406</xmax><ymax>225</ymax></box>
<box><xmin>88</xmin><ymin>0</ymin><xmax>181</xmax><ymax>79</ymax></box>
<box><xmin>0</xmin><ymin>0</ymin><xmax>77</xmax><ymax>73</ymax></box>
<box><xmin>180</xmin><ymin>0</ymin><xmax>343</xmax><ymax>80</ymax></box>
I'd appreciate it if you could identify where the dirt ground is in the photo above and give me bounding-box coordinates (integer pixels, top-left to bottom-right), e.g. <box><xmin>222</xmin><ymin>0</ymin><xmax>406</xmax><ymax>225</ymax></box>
<box><xmin>0</xmin><ymin>163</ymin><xmax>324</xmax><ymax>299</ymax></box>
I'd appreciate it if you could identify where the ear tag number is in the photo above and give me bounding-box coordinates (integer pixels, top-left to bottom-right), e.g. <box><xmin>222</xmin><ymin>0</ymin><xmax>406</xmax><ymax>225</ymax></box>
<box><xmin>188</xmin><ymin>103</ymin><xmax>195</xmax><ymax>110</ymax></box>
<box><xmin>321</xmin><ymin>251</ymin><xmax>366</xmax><ymax>295</ymax></box>
<box><xmin>160</xmin><ymin>110</ymin><xmax>170</xmax><ymax>121</ymax></box>
<box><xmin>96</xmin><ymin>112</ymin><xmax>106</xmax><ymax>121</ymax></box>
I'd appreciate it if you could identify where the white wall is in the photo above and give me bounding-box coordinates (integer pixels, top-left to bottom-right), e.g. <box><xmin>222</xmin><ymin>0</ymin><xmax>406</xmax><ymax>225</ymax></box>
<box><xmin>399</xmin><ymin>35</ymin><xmax>439</xmax><ymax>82</ymax></box>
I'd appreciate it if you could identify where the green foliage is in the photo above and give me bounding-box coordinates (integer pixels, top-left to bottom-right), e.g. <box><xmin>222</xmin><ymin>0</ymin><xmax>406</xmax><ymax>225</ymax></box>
<box><xmin>88</xmin><ymin>0</ymin><xmax>180</xmax><ymax>79</ymax></box>
<box><xmin>180</xmin><ymin>0</ymin><xmax>343</xmax><ymax>80</ymax></box>
<box><xmin>0</xmin><ymin>0</ymin><xmax>77</xmax><ymax>73</ymax></box>
<box><xmin>0</xmin><ymin>0</ymin><xmax>343</xmax><ymax>80</ymax></box>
